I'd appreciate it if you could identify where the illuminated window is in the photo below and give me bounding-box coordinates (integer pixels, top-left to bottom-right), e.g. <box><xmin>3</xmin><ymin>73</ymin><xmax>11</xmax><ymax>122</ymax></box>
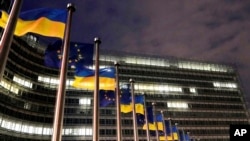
<box><xmin>10</xmin><ymin>85</ymin><xmax>19</xmax><ymax>94</ymax></box>
<box><xmin>213</xmin><ymin>82</ymin><xmax>237</xmax><ymax>89</ymax></box>
<box><xmin>24</xmin><ymin>102</ymin><xmax>31</xmax><ymax>110</ymax></box>
<box><xmin>0</xmin><ymin>115</ymin><xmax>93</xmax><ymax>136</ymax></box>
<box><xmin>178</xmin><ymin>61</ymin><xmax>229</xmax><ymax>72</ymax></box>
<box><xmin>167</xmin><ymin>101</ymin><xmax>188</xmax><ymax>109</ymax></box>
<box><xmin>135</xmin><ymin>83</ymin><xmax>182</xmax><ymax>92</ymax></box>
<box><xmin>79</xmin><ymin>98</ymin><xmax>91</xmax><ymax>105</ymax></box>
<box><xmin>38</xmin><ymin>76</ymin><xmax>73</xmax><ymax>89</ymax></box>
<box><xmin>13</xmin><ymin>75</ymin><xmax>33</xmax><ymax>88</ymax></box>
<box><xmin>0</xmin><ymin>79</ymin><xmax>11</xmax><ymax>89</ymax></box>
<box><xmin>43</xmin><ymin>127</ymin><xmax>52</xmax><ymax>135</ymax></box>
<box><xmin>190</xmin><ymin>87</ymin><xmax>196</xmax><ymax>93</ymax></box>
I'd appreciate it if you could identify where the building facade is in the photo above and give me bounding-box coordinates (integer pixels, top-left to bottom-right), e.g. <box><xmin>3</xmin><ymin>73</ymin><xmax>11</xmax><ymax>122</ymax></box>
<box><xmin>0</xmin><ymin>34</ymin><xmax>249</xmax><ymax>141</ymax></box>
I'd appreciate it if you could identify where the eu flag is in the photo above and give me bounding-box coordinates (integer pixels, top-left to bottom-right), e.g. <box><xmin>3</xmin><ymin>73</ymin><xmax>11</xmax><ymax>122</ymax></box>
<box><xmin>0</xmin><ymin>8</ymin><xmax>67</xmax><ymax>38</ymax></box>
<box><xmin>120</xmin><ymin>84</ymin><xmax>131</xmax><ymax>104</ymax></box>
<box><xmin>99</xmin><ymin>90</ymin><xmax>115</xmax><ymax>107</ymax></box>
<box><xmin>44</xmin><ymin>39</ymin><xmax>93</xmax><ymax>69</ymax></box>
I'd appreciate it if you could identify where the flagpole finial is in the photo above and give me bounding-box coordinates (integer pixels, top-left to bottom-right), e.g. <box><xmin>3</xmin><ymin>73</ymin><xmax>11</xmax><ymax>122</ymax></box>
<box><xmin>129</xmin><ymin>78</ymin><xmax>134</xmax><ymax>83</ymax></box>
<box><xmin>142</xmin><ymin>92</ymin><xmax>148</xmax><ymax>97</ymax></box>
<box><xmin>94</xmin><ymin>37</ymin><xmax>101</xmax><ymax>44</ymax></box>
<box><xmin>114</xmin><ymin>61</ymin><xmax>120</xmax><ymax>66</ymax></box>
<box><xmin>67</xmin><ymin>3</ymin><xmax>76</xmax><ymax>12</ymax></box>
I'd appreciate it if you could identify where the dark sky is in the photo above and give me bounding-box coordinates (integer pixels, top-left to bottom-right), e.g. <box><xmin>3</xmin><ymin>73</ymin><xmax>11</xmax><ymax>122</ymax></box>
<box><xmin>21</xmin><ymin>0</ymin><xmax>250</xmax><ymax>106</ymax></box>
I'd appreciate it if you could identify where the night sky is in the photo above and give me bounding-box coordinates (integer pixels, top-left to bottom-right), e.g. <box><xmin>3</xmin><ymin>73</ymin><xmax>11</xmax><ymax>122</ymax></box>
<box><xmin>20</xmin><ymin>0</ymin><xmax>250</xmax><ymax>106</ymax></box>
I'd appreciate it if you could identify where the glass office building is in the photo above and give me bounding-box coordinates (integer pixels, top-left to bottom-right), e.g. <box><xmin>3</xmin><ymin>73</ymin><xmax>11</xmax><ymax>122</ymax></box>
<box><xmin>0</xmin><ymin>34</ymin><xmax>249</xmax><ymax>141</ymax></box>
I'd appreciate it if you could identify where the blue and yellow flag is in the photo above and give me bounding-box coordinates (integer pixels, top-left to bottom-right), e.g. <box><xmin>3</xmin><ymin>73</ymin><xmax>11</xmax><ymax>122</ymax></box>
<box><xmin>134</xmin><ymin>95</ymin><xmax>144</xmax><ymax>115</ymax></box>
<box><xmin>159</xmin><ymin>122</ymin><xmax>179</xmax><ymax>141</ymax></box>
<box><xmin>120</xmin><ymin>85</ymin><xmax>132</xmax><ymax>113</ymax></box>
<box><xmin>143</xmin><ymin>113</ymin><xmax>164</xmax><ymax>131</ymax></box>
<box><xmin>172</xmin><ymin>125</ymin><xmax>179</xmax><ymax>140</ymax></box>
<box><xmin>44</xmin><ymin>39</ymin><xmax>94</xmax><ymax>69</ymax></box>
<box><xmin>0</xmin><ymin>8</ymin><xmax>67</xmax><ymax>38</ymax></box>
<box><xmin>72</xmin><ymin>67</ymin><xmax>116</xmax><ymax>90</ymax></box>
<box><xmin>120</xmin><ymin>91</ymin><xmax>144</xmax><ymax>115</ymax></box>
<box><xmin>156</xmin><ymin>114</ymin><xmax>164</xmax><ymax>131</ymax></box>
<box><xmin>143</xmin><ymin>106</ymin><xmax>157</xmax><ymax>130</ymax></box>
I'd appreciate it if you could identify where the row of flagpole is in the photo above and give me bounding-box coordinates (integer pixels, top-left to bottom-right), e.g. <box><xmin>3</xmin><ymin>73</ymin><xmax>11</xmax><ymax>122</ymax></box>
<box><xmin>0</xmin><ymin>1</ymin><xmax>194</xmax><ymax>141</ymax></box>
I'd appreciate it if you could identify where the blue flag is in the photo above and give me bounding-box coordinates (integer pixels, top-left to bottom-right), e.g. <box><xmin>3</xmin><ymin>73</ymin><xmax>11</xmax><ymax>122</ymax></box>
<box><xmin>179</xmin><ymin>131</ymin><xmax>186</xmax><ymax>141</ymax></box>
<box><xmin>44</xmin><ymin>39</ymin><xmax>93</xmax><ymax>69</ymax></box>
<box><xmin>147</xmin><ymin>106</ymin><xmax>154</xmax><ymax>123</ymax></box>
<box><xmin>99</xmin><ymin>90</ymin><xmax>115</xmax><ymax>107</ymax></box>
<box><xmin>120</xmin><ymin>84</ymin><xmax>131</xmax><ymax>104</ymax></box>
<box><xmin>136</xmin><ymin>113</ymin><xmax>145</xmax><ymax>125</ymax></box>
<box><xmin>165</xmin><ymin>120</ymin><xmax>171</xmax><ymax>135</ymax></box>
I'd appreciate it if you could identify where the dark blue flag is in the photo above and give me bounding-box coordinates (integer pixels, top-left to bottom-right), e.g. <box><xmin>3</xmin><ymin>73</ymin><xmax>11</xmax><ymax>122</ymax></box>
<box><xmin>99</xmin><ymin>90</ymin><xmax>115</xmax><ymax>107</ymax></box>
<box><xmin>44</xmin><ymin>39</ymin><xmax>93</xmax><ymax>69</ymax></box>
<box><xmin>120</xmin><ymin>84</ymin><xmax>131</xmax><ymax>104</ymax></box>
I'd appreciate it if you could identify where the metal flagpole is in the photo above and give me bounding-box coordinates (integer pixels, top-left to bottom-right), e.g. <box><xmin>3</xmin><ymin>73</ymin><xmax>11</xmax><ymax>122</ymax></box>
<box><xmin>152</xmin><ymin>102</ymin><xmax>159</xmax><ymax>141</ymax></box>
<box><xmin>182</xmin><ymin>128</ymin><xmax>186</xmax><ymax>141</ymax></box>
<box><xmin>93</xmin><ymin>37</ymin><xmax>101</xmax><ymax>141</ymax></box>
<box><xmin>114</xmin><ymin>61</ymin><xmax>122</xmax><ymax>141</ymax></box>
<box><xmin>0</xmin><ymin>0</ymin><xmax>23</xmax><ymax>80</ymax></box>
<box><xmin>51</xmin><ymin>3</ymin><xmax>75</xmax><ymax>141</ymax></box>
<box><xmin>130</xmin><ymin>78</ymin><xmax>138</xmax><ymax>141</ymax></box>
<box><xmin>143</xmin><ymin>94</ymin><xmax>150</xmax><ymax>141</ymax></box>
<box><xmin>161</xmin><ymin>111</ymin><xmax>167</xmax><ymax>141</ymax></box>
<box><xmin>187</xmin><ymin>132</ymin><xmax>190</xmax><ymax>141</ymax></box>
<box><xmin>175</xmin><ymin>123</ymin><xmax>180</xmax><ymax>141</ymax></box>
<box><xmin>168</xmin><ymin>118</ymin><xmax>174</xmax><ymax>141</ymax></box>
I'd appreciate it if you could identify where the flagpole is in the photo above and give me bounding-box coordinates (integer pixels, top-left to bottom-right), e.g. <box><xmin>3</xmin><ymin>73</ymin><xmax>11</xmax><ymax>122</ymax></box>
<box><xmin>168</xmin><ymin>118</ymin><xmax>174</xmax><ymax>141</ymax></box>
<box><xmin>175</xmin><ymin>123</ymin><xmax>180</xmax><ymax>141</ymax></box>
<box><xmin>187</xmin><ymin>132</ymin><xmax>190</xmax><ymax>141</ymax></box>
<box><xmin>130</xmin><ymin>78</ymin><xmax>138</xmax><ymax>141</ymax></box>
<box><xmin>51</xmin><ymin>3</ymin><xmax>75</xmax><ymax>141</ymax></box>
<box><xmin>115</xmin><ymin>61</ymin><xmax>122</xmax><ymax>141</ymax></box>
<box><xmin>152</xmin><ymin>102</ymin><xmax>159</xmax><ymax>141</ymax></box>
<box><xmin>93</xmin><ymin>37</ymin><xmax>101</xmax><ymax>141</ymax></box>
<box><xmin>161</xmin><ymin>111</ymin><xmax>167</xmax><ymax>141</ymax></box>
<box><xmin>182</xmin><ymin>128</ymin><xmax>186</xmax><ymax>141</ymax></box>
<box><xmin>143</xmin><ymin>94</ymin><xmax>150</xmax><ymax>141</ymax></box>
<box><xmin>0</xmin><ymin>0</ymin><xmax>23</xmax><ymax>80</ymax></box>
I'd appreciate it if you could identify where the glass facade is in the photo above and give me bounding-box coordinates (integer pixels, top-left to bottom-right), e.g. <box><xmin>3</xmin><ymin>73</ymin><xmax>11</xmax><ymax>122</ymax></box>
<box><xmin>0</xmin><ymin>35</ymin><xmax>249</xmax><ymax>141</ymax></box>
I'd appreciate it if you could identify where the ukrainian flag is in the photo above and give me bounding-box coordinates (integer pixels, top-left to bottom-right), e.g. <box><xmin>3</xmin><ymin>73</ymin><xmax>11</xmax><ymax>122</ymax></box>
<box><xmin>0</xmin><ymin>8</ymin><xmax>66</xmax><ymax>38</ymax></box>
<box><xmin>143</xmin><ymin>106</ymin><xmax>157</xmax><ymax>130</ymax></box>
<box><xmin>72</xmin><ymin>67</ymin><xmax>116</xmax><ymax>91</ymax></box>
<box><xmin>143</xmin><ymin>114</ymin><xmax>164</xmax><ymax>131</ymax></box>
<box><xmin>159</xmin><ymin>124</ymin><xmax>179</xmax><ymax>141</ymax></box>
<box><xmin>120</xmin><ymin>95</ymin><xmax>144</xmax><ymax>115</ymax></box>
